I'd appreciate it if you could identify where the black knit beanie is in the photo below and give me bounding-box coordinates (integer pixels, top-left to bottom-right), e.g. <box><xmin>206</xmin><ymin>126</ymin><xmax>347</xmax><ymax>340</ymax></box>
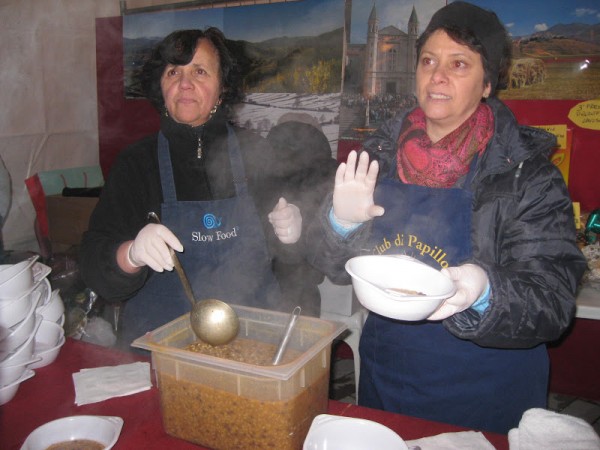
<box><xmin>424</xmin><ymin>1</ymin><xmax>508</xmax><ymax>92</ymax></box>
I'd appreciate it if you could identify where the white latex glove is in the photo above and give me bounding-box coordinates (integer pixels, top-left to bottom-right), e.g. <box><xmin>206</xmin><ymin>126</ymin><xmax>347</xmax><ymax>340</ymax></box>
<box><xmin>127</xmin><ymin>223</ymin><xmax>183</xmax><ymax>272</ymax></box>
<box><xmin>427</xmin><ymin>264</ymin><xmax>489</xmax><ymax>321</ymax></box>
<box><xmin>333</xmin><ymin>150</ymin><xmax>384</xmax><ymax>227</ymax></box>
<box><xmin>268</xmin><ymin>197</ymin><xmax>302</xmax><ymax>244</ymax></box>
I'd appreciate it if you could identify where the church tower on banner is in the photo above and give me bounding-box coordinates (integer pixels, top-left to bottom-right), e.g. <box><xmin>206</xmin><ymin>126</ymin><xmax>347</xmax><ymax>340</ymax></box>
<box><xmin>362</xmin><ymin>4</ymin><xmax>379</xmax><ymax>97</ymax></box>
<box><xmin>361</xmin><ymin>4</ymin><xmax>419</xmax><ymax>98</ymax></box>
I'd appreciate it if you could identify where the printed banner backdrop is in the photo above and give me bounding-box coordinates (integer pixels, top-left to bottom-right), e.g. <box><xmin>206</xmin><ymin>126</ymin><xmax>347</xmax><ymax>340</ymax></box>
<box><xmin>124</xmin><ymin>1</ymin><xmax>346</xmax><ymax>96</ymax></box>
<box><xmin>102</xmin><ymin>0</ymin><xmax>599</xmax><ymax>209</ymax></box>
<box><xmin>123</xmin><ymin>0</ymin><xmax>345</xmax><ymax>154</ymax></box>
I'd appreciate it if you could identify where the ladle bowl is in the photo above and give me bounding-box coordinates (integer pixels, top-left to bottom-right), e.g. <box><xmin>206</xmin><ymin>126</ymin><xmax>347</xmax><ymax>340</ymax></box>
<box><xmin>147</xmin><ymin>212</ymin><xmax>240</xmax><ymax>346</ymax></box>
<box><xmin>190</xmin><ymin>299</ymin><xmax>240</xmax><ymax>346</ymax></box>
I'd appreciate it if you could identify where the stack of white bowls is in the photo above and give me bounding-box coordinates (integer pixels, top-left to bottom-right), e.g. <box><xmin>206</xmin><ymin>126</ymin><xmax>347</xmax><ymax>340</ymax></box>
<box><xmin>0</xmin><ymin>256</ymin><xmax>66</xmax><ymax>405</ymax></box>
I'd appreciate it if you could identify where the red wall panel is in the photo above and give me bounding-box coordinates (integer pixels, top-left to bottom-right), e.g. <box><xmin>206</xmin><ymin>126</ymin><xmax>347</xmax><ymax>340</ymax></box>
<box><xmin>96</xmin><ymin>16</ymin><xmax>159</xmax><ymax>178</ymax></box>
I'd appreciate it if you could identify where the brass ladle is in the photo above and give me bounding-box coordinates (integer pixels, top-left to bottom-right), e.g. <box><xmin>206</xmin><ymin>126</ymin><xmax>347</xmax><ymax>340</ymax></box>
<box><xmin>147</xmin><ymin>212</ymin><xmax>240</xmax><ymax>346</ymax></box>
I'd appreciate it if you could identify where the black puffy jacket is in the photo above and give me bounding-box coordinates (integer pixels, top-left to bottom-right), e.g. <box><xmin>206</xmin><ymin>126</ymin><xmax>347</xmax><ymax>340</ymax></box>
<box><xmin>307</xmin><ymin>97</ymin><xmax>587</xmax><ymax>348</ymax></box>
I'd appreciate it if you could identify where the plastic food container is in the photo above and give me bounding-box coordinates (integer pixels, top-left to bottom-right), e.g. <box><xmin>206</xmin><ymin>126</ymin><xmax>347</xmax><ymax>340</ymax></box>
<box><xmin>133</xmin><ymin>305</ymin><xmax>346</xmax><ymax>450</ymax></box>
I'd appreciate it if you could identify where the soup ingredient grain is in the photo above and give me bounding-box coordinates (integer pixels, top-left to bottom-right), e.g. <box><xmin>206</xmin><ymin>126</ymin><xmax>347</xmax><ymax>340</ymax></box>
<box><xmin>185</xmin><ymin>338</ymin><xmax>298</xmax><ymax>365</ymax></box>
<box><xmin>45</xmin><ymin>439</ymin><xmax>104</xmax><ymax>450</ymax></box>
<box><xmin>158</xmin><ymin>337</ymin><xmax>329</xmax><ymax>449</ymax></box>
<box><xmin>160</xmin><ymin>371</ymin><xmax>328</xmax><ymax>450</ymax></box>
<box><xmin>388</xmin><ymin>287</ymin><xmax>426</xmax><ymax>296</ymax></box>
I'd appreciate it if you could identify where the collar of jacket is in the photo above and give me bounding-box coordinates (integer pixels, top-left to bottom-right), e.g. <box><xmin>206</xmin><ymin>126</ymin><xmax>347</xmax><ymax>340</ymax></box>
<box><xmin>159</xmin><ymin>111</ymin><xmax>229</xmax><ymax>161</ymax></box>
<box><xmin>471</xmin><ymin>97</ymin><xmax>557</xmax><ymax>182</ymax></box>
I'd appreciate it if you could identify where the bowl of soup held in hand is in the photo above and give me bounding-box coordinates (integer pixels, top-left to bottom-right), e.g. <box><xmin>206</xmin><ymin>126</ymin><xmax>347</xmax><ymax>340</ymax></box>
<box><xmin>19</xmin><ymin>415</ymin><xmax>123</xmax><ymax>450</ymax></box>
<box><xmin>345</xmin><ymin>255</ymin><xmax>456</xmax><ymax>321</ymax></box>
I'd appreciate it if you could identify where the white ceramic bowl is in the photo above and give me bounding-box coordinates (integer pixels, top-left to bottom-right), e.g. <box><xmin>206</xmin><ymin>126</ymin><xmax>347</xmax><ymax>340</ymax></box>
<box><xmin>345</xmin><ymin>255</ymin><xmax>456</xmax><ymax>321</ymax></box>
<box><xmin>0</xmin><ymin>315</ymin><xmax>41</xmax><ymax>366</ymax></box>
<box><xmin>0</xmin><ymin>300</ymin><xmax>42</xmax><ymax>356</ymax></box>
<box><xmin>35</xmin><ymin>319</ymin><xmax>64</xmax><ymax>347</ymax></box>
<box><xmin>20</xmin><ymin>415</ymin><xmax>124</xmax><ymax>450</ymax></box>
<box><xmin>31</xmin><ymin>262</ymin><xmax>51</xmax><ymax>284</ymax></box>
<box><xmin>0</xmin><ymin>368</ymin><xmax>35</xmax><ymax>406</ymax></box>
<box><xmin>0</xmin><ymin>286</ymin><xmax>38</xmax><ymax>329</ymax></box>
<box><xmin>31</xmin><ymin>277</ymin><xmax>51</xmax><ymax>310</ymax></box>
<box><xmin>30</xmin><ymin>335</ymin><xmax>65</xmax><ymax>369</ymax></box>
<box><xmin>0</xmin><ymin>256</ymin><xmax>39</xmax><ymax>300</ymax></box>
<box><xmin>303</xmin><ymin>414</ymin><xmax>408</xmax><ymax>450</ymax></box>
<box><xmin>0</xmin><ymin>355</ymin><xmax>41</xmax><ymax>387</ymax></box>
<box><xmin>36</xmin><ymin>287</ymin><xmax>64</xmax><ymax>323</ymax></box>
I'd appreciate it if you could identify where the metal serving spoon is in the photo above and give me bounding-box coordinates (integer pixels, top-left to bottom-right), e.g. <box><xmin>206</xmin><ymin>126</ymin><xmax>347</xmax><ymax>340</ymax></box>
<box><xmin>272</xmin><ymin>306</ymin><xmax>301</xmax><ymax>365</ymax></box>
<box><xmin>147</xmin><ymin>212</ymin><xmax>240</xmax><ymax>346</ymax></box>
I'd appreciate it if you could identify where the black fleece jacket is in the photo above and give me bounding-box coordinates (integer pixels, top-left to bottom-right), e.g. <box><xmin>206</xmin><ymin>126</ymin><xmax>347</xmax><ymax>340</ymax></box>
<box><xmin>80</xmin><ymin>112</ymin><xmax>319</xmax><ymax>313</ymax></box>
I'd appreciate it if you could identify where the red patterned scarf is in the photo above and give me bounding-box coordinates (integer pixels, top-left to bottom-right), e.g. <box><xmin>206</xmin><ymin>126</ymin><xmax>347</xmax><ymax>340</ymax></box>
<box><xmin>396</xmin><ymin>103</ymin><xmax>494</xmax><ymax>187</ymax></box>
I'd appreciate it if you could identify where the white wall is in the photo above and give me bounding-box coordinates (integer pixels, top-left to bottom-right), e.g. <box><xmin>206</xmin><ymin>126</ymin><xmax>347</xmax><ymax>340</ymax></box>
<box><xmin>0</xmin><ymin>0</ymin><xmax>119</xmax><ymax>252</ymax></box>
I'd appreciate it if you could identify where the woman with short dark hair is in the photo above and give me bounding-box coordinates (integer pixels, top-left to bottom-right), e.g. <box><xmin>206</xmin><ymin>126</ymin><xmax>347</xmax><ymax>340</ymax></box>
<box><xmin>81</xmin><ymin>28</ymin><xmax>304</xmax><ymax>346</ymax></box>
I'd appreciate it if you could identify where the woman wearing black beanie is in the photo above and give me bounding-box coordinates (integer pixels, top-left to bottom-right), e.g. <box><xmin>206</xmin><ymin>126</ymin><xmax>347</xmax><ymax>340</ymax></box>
<box><xmin>307</xmin><ymin>1</ymin><xmax>586</xmax><ymax>433</ymax></box>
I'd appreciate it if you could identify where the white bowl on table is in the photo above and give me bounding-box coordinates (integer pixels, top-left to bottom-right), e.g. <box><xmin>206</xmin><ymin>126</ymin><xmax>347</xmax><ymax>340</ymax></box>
<box><xmin>345</xmin><ymin>255</ymin><xmax>456</xmax><ymax>321</ymax></box>
<box><xmin>34</xmin><ymin>319</ymin><xmax>64</xmax><ymax>347</ymax></box>
<box><xmin>0</xmin><ymin>368</ymin><xmax>35</xmax><ymax>405</ymax></box>
<box><xmin>20</xmin><ymin>415</ymin><xmax>124</xmax><ymax>450</ymax></box>
<box><xmin>0</xmin><ymin>355</ymin><xmax>41</xmax><ymax>387</ymax></box>
<box><xmin>30</xmin><ymin>335</ymin><xmax>65</xmax><ymax>369</ymax></box>
<box><xmin>0</xmin><ymin>296</ymin><xmax>42</xmax><ymax>355</ymax></box>
<box><xmin>36</xmin><ymin>287</ymin><xmax>64</xmax><ymax>323</ymax></box>
<box><xmin>0</xmin><ymin>256</ymin><xmax>39</xmax><ymax>300</ymax></box>
<box><xmin>31</xmin><ymin>262</ymin><xmax>51</xmax><ymax>285</ymax></box>
<box><xmin>0</xmin><ymin>284</ymin><xmax>42</xmax><ymax>329</ymax></box>
<box><xmin>0</xmin><ymin>315</ymin><xmax>41</xmax><ymax>367</ymax></box>
<box><xmin>304</xmin><ymin>414</ymin><xmax>408</xmax><ymax>450</ymax></box>
<box><xmin>29</xmin><ymin>321</ymin><xmax>65</xmax><ymax>369</ymax></box>
<box><xmin>31</xmin><ymin>277</ymin><xmax>51</xmax><ymax>310</ymax></box>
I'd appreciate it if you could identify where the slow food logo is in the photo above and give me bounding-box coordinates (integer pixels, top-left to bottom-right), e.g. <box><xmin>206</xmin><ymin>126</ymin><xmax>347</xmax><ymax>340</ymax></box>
<box><xmin>191</xmin><ymin>213</ymin><xmax>238</xmax><ymax>243</ymax></box>
<box><xmin>203</xmin><ymin>213</ymin><xmax>221</xmax><ymax>229</ymax></box>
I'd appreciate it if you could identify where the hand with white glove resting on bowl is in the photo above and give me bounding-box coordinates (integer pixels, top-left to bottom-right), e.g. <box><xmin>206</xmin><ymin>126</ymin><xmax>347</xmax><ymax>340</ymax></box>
<box><xmin>427</xmin><ymin>263</ymin><xmax>490</xmax><ymax>321</ymax></box>
<box><xmin>117</xmin><ymin>223</ymin><xmax>184</xmax><ymax>273</ymax></box>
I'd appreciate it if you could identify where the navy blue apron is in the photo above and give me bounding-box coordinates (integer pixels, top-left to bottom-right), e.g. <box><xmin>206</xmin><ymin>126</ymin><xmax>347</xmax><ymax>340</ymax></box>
<box><xmin>358</xmin><ymin>162</ymin><xmax>548</xmax><ymax>434</ymax></box>
<box><xmin>120</xmin><ymin>125</ymin><xmax>281</xmax><ymax>346</ymax></box>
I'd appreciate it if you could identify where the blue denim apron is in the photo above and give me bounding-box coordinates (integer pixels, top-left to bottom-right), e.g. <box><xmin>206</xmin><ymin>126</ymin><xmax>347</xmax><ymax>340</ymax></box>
<box><xmin>120</xmin><ymin>126</ymin><xmax>281</xmax><ymax>345</ymax></box>
<box><xmin>359</xmin><ymin>165</ymin><xmax>548</xmax><ymax>434</ymax></box>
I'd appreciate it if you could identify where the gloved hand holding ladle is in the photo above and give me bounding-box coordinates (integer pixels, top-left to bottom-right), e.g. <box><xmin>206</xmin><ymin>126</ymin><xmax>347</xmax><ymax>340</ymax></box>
<box><xmin>146</xmin><ymin>212</ymin><xmax>240</xmax><ymax>346</ymax></box>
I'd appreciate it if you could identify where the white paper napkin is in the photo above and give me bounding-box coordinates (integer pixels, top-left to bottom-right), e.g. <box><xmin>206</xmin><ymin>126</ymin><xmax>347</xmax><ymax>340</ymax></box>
<box><xmin>72</xmin><ymin>361</ymin><xmax>152</xmax><ymax>406</ymax></box>
<box><xmin>406</xmin><ymin>431</ymin><xmax>496</xmax><ymax>449</ymax></box>
<box><xmin>508</xmin><ymin>408</ymin><xmax>600</xmax><ymax>450</ymax></box>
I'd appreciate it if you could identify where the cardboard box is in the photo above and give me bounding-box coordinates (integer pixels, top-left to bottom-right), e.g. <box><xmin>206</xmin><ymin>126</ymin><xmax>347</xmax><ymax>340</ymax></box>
<box><xmin>45</xmin><ymin>195</ymin><xmax>98</xmax><ymax>248</ymax></box>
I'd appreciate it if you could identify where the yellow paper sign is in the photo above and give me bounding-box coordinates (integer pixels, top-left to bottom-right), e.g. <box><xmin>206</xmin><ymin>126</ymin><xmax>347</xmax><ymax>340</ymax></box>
<box><xmin>533</xmin><ymin>124</ymin><xmax>572</xmax><ymax>185</ymax></box>
<box><xmin>573</xmin><ymin>202</ymin><xmax>581</xmax><ymax>230</ymax></box>
<box><xmin>568</xmin><ymin>99</ymin><xmax>600</xmax><ymax>130</ymax></box>
<box><xmin>535</xmin><ymin>124</ymin><xmax>567</xmax><ymax>149</ymax></box>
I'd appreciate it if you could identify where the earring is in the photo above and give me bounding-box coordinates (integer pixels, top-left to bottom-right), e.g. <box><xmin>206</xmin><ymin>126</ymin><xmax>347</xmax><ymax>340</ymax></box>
<box><xmin>164</xmin><ymin>107</ymin><xmax>169</xmax><ymax>117</ymax></box>
<box><xmin>210</xmin><ymin>104</ymin><xmax>219</xmax><ymax>115</ymax></box>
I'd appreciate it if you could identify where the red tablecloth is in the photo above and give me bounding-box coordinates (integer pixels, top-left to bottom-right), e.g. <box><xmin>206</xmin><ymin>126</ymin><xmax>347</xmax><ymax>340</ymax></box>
<box><xmin>0</xmin><ymin>339</ymin><xmax>508</xmax><ymax>449</ymax></box>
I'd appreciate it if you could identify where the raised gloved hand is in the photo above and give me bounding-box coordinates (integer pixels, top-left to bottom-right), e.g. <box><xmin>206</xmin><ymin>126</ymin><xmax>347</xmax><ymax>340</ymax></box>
<box><xmin>268</xmin><ymin>197</ymin><xmax>302</xmax><ymax>244</ymax></box>
<box><xmin>333</xmin><ymin>150</ymin><xmax>384</xmax><ymax>227</ymax></box>
<box><xmin>127</xmin><ymin>223</ymin><xmax>183</xmax><ymax>272</ymax></box>
<box><xmin>427</xmin><ymin>264</ymin><xmax>489</xmax><ymax>321</ymax></box>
